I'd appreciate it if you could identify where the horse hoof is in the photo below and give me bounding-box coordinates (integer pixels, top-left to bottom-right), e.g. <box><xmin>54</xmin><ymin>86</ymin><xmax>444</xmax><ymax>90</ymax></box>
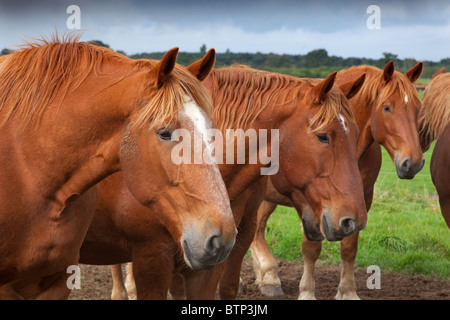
<box><xmin>260</xmin><ymin>285</ymin><xmax>284</xmax><ymax>297</ymax></box>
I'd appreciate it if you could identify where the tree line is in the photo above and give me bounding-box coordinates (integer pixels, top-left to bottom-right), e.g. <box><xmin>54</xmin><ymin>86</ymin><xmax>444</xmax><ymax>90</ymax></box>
<box><xmin>130</xmin><ymin>46</ymin><xmax>446</xmax><ymax>80</ymax></box>
<box><xmin>1</xmin><ymin>41</ymin><xmax>446</xmax><ymax>79</ymax></box>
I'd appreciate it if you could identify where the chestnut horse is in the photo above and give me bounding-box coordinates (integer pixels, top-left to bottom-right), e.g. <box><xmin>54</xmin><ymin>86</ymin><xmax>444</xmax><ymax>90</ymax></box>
<box><xmin>103</xmin><ymin>66</ymin><xmax>369</xmax><ymax>299</ymax></box>
<box><xmin>251</xmin><ymin>61</ymin><xmax>424</xmax><ymax>299</ymax></box>
<box><xmin>0</xmin><ymin>36</ymin><xmax>236</xmax><ymax>299</ymax></box>
<box><xmin>419</xmin><ymin>72</ymin><xmax>450</xmax><ymax>228</ymax></box>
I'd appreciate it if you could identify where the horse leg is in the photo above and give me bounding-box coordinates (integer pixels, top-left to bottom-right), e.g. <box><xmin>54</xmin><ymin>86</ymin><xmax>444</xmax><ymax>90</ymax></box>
<box><xmin>334</xmin><ymin>182</ymin><xmax>370</xmax><ymax>300</ymax></box>
<box><xmin>298</xmin><ymin>236</ymin><xmax>322</xmax><ymax>300</ymax></box>
<box><xmin>132</xmin><ymin>243</ymin><xmax>175</xmax><ymax>300</ymax></box>
<box><xmin>168</xmin><ymin>273</ymin><xmax>186</xmax><ymax>300</ymax></box>
<box><xmin>110</xmin><ymin>264</ymin><xmax>128</xmax><ymax>300</ymax></box>
<box><xmin>183</xmin><ymin>265</ymin><xmax>225</xmax><ymax>299</ymax></box>
<box><xmin>335</xmin><ymin>233</ymin><xmax>360</xmax><ymax>300</ymax></box>
<box><xmin>333</xmin><ymin>147</ymin><xmax>378</xmax><ymax>300</ymax></box>
<box><xmin>219</xmin><ymin>196</ymin><xmax>262</xmax><ymax>300</ymax></box>
<box><xmin>219</xmin><ymin>236</ymin><xmax>253</xmax><ymax>300</ymax></box>
<box><xmin>250</xmin><ymin>200</ymin><xmax>284</xmax><ymax>297</ymax></box>
<box><xmin>124</xmin><ymin>262</ymin><xmax>137</xmax><ymax>300</ymax></box>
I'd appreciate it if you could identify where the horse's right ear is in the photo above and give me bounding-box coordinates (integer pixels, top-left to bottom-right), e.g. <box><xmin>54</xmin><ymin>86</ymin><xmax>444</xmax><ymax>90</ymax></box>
<box><xmin>187</xmin><ymin>48</ymin><xmax>216</xmax><ymax>81</ymax></box>
<box><xmin>337</xmin><ymin>73</ymin><xmax>366</xmax><ymax>100</ymax></box>
<box><xmin>314</xmin><ymin>71</ymin><xmax>337</xmax><ymax>104</ymax></box>
<box><xmin>151</xmin><ymin>47</ymin><xmax>179</xmax><ymax>88</ymax></box>
<box><xmin>383</xmin><ymin>60</ymin><xmax>395</xmax><ymax>83</ymax></box>
<box><xmin>432</xmin><ymin>67</ymin><xmax>446</xmax><ymax>79</ymax></box>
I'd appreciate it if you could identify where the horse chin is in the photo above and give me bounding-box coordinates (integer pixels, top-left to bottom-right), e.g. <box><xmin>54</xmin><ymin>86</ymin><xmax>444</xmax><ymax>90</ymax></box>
<box><xmin>394</xmin><ymin>154</ymin><xmax>425</xmax><ymax>180</ymax></box>
<box><xmin>302</xmin><ymin>218</ymin><xmax>325</xmax><ymax>242</ymax></box>
<box><xmin>321</xmin><ymin>216</ymin><xmax>344</xmax><ymax>242</ymax></box>
<box><xmin>181</xmin><ymin>242</ymin><xmax>214</xmax><ymax>271</ymax></box>
<box><xmin>396</xmin><ymin>171</ymin><xmax>416</xmax><ymax>180</ymax></box>
<box><xmin>181</xmin><ymin>237</ymin><xmax>232</xmax><ymax>272</ymax></box>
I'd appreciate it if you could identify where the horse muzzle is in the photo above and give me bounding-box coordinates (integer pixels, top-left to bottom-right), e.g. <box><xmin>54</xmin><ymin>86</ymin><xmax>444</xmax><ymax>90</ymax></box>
<box><xmin>321</xmin><ymin>211</ymin><xmax>366</xmax><ymax>242</ymax></box>
<box><xmin>395</xmin><ymin>156</ymin><xmax>425</xmax><ymax>179</ymax></box>
<box><xmin>181</xmin><ymin>227</ymin><xmax>237</xmax><ymax>271</ymax></box>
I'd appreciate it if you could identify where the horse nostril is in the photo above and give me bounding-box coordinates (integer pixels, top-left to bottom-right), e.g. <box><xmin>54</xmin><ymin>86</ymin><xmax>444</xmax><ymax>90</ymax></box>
<box><xmin>205</xmin><ymin>235</ymin><xmax>225</xmax><ymax>256</ymax></box>
<box><xmin>400</xmin><ymin>158</ymin><xmax>411</xmax><ymax>172</ymax></box>
<box><xmin>339</xmin><ymin>217</ymin><xmax>356</xmax><ymax>235</ymax></box>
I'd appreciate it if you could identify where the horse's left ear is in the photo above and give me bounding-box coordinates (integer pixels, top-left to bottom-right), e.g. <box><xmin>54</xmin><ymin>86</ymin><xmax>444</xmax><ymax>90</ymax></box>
<box><xmin>314</xmin><ymin>71</ymin><xmax>337</xmax><ymax>104</ymax></box>
<box><xmin>405</xmin><ymin>62</ymin><xmax>423</xmax><ymax>83</ymax></box>
<box><xmin>337</xmin><ymin>73</ymin><xmax>366</xmax><ymax>100</ymax></box>
<box><xmin>152</xmin><ymin>47</ymin><xmax>179</xmax><ymax>88</ymax></box>
<box><xmin>383</xmin><ymin>60</ymin><xmax>395</xmax><ymax>83</ymax></box>
<box><xmin>187</xmin><ymin>48</ymin><xmax>216</xmax><ymax>81</ymax></box>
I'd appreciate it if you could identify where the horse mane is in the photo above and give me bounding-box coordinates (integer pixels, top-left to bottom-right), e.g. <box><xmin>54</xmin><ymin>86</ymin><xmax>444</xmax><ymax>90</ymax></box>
<box><xmin>208</xmin><ymin>65</ymin><xmax>354</xmax><ymax>131</ymax></box>
<box><xmin>419</xmin><ymin>73</ymin><xmax>450</xmax><ymax>141</ymax></box>
<box><xmin>340</xmin><ymin>65</ymin><xmax>419</xmax><ymax>112</ymax></box>
<box><xmin>0</xmin><ymin>33</ymin><xmax>212</xmax><ymax>131</ymax></box>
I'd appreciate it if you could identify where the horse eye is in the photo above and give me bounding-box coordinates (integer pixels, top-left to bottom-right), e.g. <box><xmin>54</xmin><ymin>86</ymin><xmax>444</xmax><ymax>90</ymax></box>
<box><xmin>383</xmin><ymin>105</ymin><xmax>391</xmax><ymax>113</ymax></box>
<box><xmin>156</xmin><ymin>128</ymin><xmax>173</xmax><ymax>141</ymax></box>
<box><xmin>316</xmin><ymin>133</ymin><xmax>330</xmax><ymax>145</ymax></box>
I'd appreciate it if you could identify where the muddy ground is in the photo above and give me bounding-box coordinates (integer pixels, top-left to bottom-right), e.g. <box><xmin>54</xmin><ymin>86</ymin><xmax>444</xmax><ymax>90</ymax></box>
<box><xmin>68</xmin><ymin>258</ymin><xmax>449</xmax><ymax>300</ymax></box>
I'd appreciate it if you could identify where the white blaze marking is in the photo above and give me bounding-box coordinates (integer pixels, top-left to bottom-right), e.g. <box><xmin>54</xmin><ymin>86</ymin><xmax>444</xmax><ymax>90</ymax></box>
<box><xmin>338</xmin><ymin>114</ymin><xmax>348</xmax><ymax>134</ymax></box>
<box><xmin>404</xmin><ymin>94</ymin><xmax>408</xmax><ymax>104</ymax></box>
<box><xmin>182</xmin><ymin>99</ymin><xmax>208</xmax><ymax>140</ymax></box>
<box><xmin>180</xmin><ymin>97</ymin><xmax>233</xmax><ymax>219</ymax></box>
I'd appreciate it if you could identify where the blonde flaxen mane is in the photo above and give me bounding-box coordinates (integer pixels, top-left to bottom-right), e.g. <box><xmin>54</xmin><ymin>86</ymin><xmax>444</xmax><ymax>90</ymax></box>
<box><xmin>208</xmin><ymin>65</ymin><xmax>354</xmax><ymax>131</ymax></box>
<box><xmin>419</xmin><ymin>73</ymin><xmax>450</xmax><ymax>141</ymax></box>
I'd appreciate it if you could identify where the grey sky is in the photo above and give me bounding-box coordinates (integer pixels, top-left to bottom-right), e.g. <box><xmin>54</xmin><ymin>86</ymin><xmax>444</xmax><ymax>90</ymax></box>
<box><xmin>0</xmin><ymin>0</ymin><xmax>449</xmax><ymax>61</ymax></box>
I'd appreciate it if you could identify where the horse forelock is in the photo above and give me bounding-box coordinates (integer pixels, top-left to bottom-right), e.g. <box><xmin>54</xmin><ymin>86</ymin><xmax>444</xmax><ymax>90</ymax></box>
<box><xmin>308</xmin><ymin>80</ymin><xmax>355</xmax><ymax>132</ymax></box>
<box><xmin>347</xmin><ymin>65</ymin><xmax>419</xmax><ymax>112</ymax></box>
<box><xmin>132</xmin><ymin>65</ymin><xmax>213</xmax><ymax>131</ymax></box>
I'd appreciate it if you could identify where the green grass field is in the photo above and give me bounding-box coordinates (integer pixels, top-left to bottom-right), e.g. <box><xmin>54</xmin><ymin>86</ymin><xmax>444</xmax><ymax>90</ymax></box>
<box><xmin>264</xmin><ymin>141</ymin><xmax>450</xmax><ymax>280</ymax></box>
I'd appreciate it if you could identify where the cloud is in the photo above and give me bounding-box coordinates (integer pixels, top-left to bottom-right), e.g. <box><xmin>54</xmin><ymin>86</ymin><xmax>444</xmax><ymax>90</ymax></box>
<box><xmin>86</xmin><ymin>21</ymin><xmax>450</xmax><ymax>61</ymax></box>
<box><xmin>0</xmin><ymin>0</ymin><xmax>449</xmax><ymax>61</ymax></box>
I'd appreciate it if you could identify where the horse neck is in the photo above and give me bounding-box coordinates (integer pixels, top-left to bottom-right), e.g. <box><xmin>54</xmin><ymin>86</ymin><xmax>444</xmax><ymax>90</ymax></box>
<box><xmin>204</xmin><ymin>73</ymin><xmax>281</xmax><ymax>200</ymax></box>
<box><xmin>8</xmin><ymin>65</ymin><xmax>143</xmax><ymax>211</ymax></box>
<box><xmin>338</xmin><ymin>67</ymin><xmax>377</xmax><ymax>159</ymax></box>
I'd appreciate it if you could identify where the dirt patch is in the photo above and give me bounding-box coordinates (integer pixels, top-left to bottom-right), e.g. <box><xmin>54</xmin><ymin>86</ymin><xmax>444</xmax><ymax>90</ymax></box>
<box><xmin>69</xmin><ymin>258</ymin><xmax>449</xmax><ymax>300</ymax></box>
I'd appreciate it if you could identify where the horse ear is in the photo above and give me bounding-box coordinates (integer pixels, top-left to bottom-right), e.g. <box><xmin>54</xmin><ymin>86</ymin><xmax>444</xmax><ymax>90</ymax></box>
<box><xmin>337</xmin><ymin>73</ymin><xmax>366</xmax><ymax>100</ymax></box>
<box><xmin>405</xmin><ymin>62</ymin><xmax>423</xmax><ymax>83</ymax></box>
<box><xmin>432</xmin><ymin>67</ymin><xmax>446</xmax><ymax>79</ymax></box>
<box><xmin>383</xmin><ymin>60</ymin><xmax>395</xmax><ymax>83</ymax></box>
<box><xmin>314</xmin><ymin>71</ymin><xmax>337</xmax><ymax>104</ymax></box>
<box><xmin>152</xmin><ymin>47</ymin><xmax>179</xmax><ymax>88</ymax></box>
<box><xmin>187</xmin><ymin>48</ymin><xmax>216</xmax><ymax>81</ymax></box>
